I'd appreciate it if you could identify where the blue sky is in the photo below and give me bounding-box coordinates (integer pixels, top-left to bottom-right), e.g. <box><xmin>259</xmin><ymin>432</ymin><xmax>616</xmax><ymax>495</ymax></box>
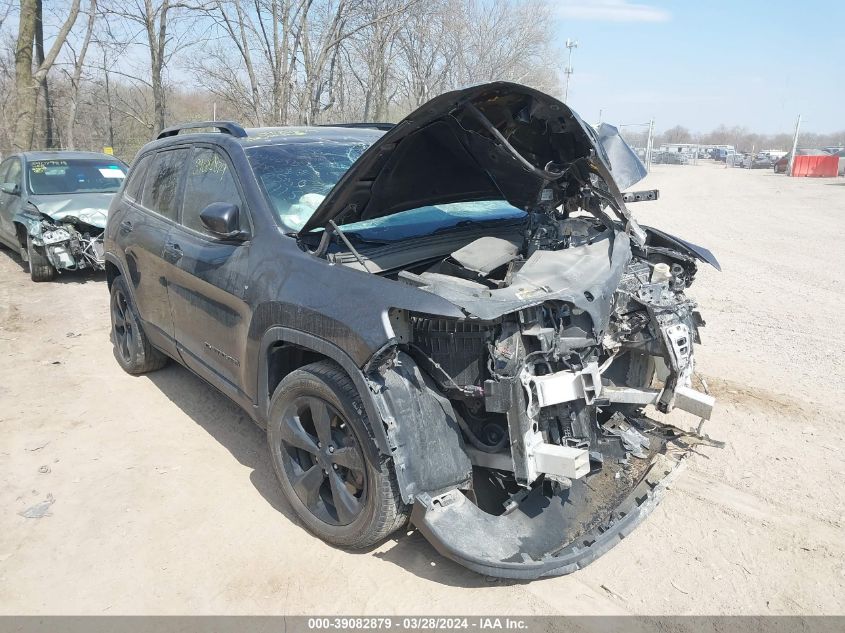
<box><xmin>552</xmin><ymin>1</ymin><xmax>844</xmax><ymax>133</ymax></box>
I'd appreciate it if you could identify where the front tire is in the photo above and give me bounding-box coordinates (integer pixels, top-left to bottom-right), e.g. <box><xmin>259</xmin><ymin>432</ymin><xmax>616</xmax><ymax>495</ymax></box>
<box><xmin>267</xmin><ymin>360</ymin><xmax>409</xmax><ymax>549</ymax></box>
<box><xmin>109</xmin><ymin>275</ymin><xmax>168</xmax><ymax>374</ymax></box>
<box><xmin>26</xmin><ymin>234</ymin><xmax>56</xmax><ymax>282</ymax></box>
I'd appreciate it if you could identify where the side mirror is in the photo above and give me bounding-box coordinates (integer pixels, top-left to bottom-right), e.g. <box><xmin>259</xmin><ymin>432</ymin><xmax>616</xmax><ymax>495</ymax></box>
<box><xmin>199</xmin><ymin>202</ymin><xmax>246</xmax><ymax>239</ymax></box>
<box><xmin>0</xmin><ymin>182</ymin><xmax>20</xmax><ymax>195</ymax></box>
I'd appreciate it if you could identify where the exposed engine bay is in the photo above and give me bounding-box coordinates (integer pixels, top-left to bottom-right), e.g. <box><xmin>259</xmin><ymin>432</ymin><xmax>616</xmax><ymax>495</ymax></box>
<box><xmin>386</xmin><ymin>204</ymin><xmax>715</xmax><ymax>490</ymax></box>
<box><xmin>35</xmin><ymin>215</ymin><xmax>105</xmax><ymax>272</ymax></box>
<box><xmin>377</xmin><ymin>206</ymin><xmax>718</xmax><ymax>577</ymax></box>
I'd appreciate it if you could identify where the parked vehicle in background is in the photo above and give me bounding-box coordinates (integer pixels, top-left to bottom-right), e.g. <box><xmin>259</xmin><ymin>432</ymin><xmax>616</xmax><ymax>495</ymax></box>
<box><xmin>103</xmin><ymin>82</ymin><xmax>719</xmax><ymax>579</ymax></box>
<box><xmin>728</xmin><ymin>152</ymin><xmax>747</xmax><ymax>167</ymax></box>
<box><xmin>652</xmin><ymin>150</ymin><xmax>686</xmax><ymax>165</ymax></box>
<box><xmin>830</xmin><ymin>148</ymin><xmax>845</xmax><ymax>175</ymax></box>
<box><xmin>0</xmin><ymin>151</ymin><xmax>127</xmax><ymax>281</ymax></box>
<box><xmin>750</xmin><ymin>153</ymin><xmax>775</xmax><ymax>169</ymax></box>
<box><xmin>773</xmin><ymin>149</ymin><xmax>829</xmax><ymax>174</ymax></box>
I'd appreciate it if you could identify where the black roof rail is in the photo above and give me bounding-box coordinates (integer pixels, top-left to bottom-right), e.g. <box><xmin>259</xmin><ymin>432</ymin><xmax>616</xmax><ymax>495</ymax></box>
<box><xmin>318</xmin><ymin>122</ymin><xmax>395</xmax><ymax>131</ymax></box>
<box><xmin>157</xmin><ymin>121</ymin><xmax>247</xmax><ymax>140</ymax></box>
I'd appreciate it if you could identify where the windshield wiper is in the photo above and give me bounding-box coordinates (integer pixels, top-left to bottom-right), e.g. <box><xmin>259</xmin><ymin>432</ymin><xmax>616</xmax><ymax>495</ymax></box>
<box><xmin>430</xmin><ymin>216</ymin><xmax>524</xmax><ymax>235</ymax></box>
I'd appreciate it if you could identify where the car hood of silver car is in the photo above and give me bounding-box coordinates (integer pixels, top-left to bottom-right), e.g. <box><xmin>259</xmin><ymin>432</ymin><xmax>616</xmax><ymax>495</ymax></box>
<box><xmin>29</xmin><ymin>192</ymin><xmax>115</xmax><ymax>229</ymax></box>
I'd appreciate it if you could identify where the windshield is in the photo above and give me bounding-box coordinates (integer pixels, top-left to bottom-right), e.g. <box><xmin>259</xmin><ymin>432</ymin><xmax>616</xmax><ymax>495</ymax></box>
<box><xmin>247</xmin><ymin>141</ymin><xmax>369</xmax><ymax>230</ymax></box>
<box><xmin>27</xmin><ymin>159</ymin><xmax>126</xmax><ymax>195</ymax></box>
<box><xmin>247</xmin><ymin>141</ymin><xmax>526</xmax><ymax>241</ymax></box>
<box><xmin>339</xmin><ymin>201</ymin><xmax>525</xmax><ymax>242</ymax></box>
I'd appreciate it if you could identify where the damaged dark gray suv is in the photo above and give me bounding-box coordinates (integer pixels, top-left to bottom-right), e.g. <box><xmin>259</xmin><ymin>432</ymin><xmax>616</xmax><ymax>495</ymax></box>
<box><xmin>105</xmin><ymin>82</ymin><xmax>720</xmax><ymax>579</ymax></box>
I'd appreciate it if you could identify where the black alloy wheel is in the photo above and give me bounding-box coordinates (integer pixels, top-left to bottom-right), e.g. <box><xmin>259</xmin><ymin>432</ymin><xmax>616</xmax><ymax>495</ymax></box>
<box><xmin>267</xmin><ymin>361</ymin><xmax>409</xmax><ymax>549</ymax></box>
<box><xmin>277</xmin><ymin>395</ymin><xmax>366</xmax><ymax>526</ymax></box>
<box><xmin>108</xmin><ymin>275</ymin><xmax>168</xmax><ymax>374</ymax></box>
<box><xmin>111</xmin><ymin>284</ymin><xmax>135</xmax><ymax>365</ymax></box>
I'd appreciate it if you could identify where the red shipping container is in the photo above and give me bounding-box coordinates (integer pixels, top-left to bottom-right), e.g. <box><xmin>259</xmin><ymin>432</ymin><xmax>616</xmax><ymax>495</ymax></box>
<box><xmin>791</xmin><ymin>155</ymin><xmax>839</xmax><ymax>177</ymax></box>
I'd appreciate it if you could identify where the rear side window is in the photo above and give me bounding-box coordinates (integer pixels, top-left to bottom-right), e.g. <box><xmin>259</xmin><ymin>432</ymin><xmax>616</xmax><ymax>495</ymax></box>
<box><xmin>124</xmin><ymin>154</ymin><xmax>152</xmax><ymax>201</ymax></box>
<box><xmin>141</xmin><ymin>149</ymin><xmax>189</xmax><ymax>220</ymax></box>
<box><xmin>181</xmin><ymin>148</ymin><xmax>243</xmax><ymax>234</ymax></box>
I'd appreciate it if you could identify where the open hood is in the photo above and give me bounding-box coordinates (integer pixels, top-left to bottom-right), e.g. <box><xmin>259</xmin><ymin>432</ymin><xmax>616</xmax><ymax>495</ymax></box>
<box><xmin>300</xmin><ymin>82</ymin><xmax>645</xmax><ymax>234</ymax></box>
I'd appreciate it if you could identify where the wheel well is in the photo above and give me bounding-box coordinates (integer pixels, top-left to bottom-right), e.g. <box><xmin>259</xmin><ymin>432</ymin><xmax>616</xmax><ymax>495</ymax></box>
<box><xmin>105</xmin><ymin>261</ymin><xmax>120</xmax><ymax>289</ymax></box>
<box><xmin>266</xmin><ymin>341</ymin><xmax>330</xmax><ymax>401</ymax></box>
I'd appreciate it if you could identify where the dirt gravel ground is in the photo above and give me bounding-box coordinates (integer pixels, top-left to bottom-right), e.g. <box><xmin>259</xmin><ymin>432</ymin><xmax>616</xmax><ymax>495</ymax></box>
<box><xmin>1</xmin><ymin>163</ymin><xmax>843</xmax><ymax>615</ymax></box>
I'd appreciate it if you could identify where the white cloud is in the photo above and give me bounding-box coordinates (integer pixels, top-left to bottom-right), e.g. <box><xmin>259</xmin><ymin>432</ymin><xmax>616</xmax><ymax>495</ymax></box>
<box><xmin>556</xmin><ymin>0</ymin><xmax>671</xmax><ymax>23</ymax></box>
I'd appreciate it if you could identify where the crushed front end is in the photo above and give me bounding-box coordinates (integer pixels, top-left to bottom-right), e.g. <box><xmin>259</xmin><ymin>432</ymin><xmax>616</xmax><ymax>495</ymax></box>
<box><xmin>389</xmin><ymin>212</ymin><xmax>717</xmax><ymax>578</ymax></box>
<box><xmin>306</xmin><ymin>82</ymin><xmax>721</xmax><ymax>578</ymax></box>
<box><xmin>35</xmin><ymin>216</ymin><xmax>105</xmax><ymax>271</ymax></box>
<box><xmin>18</xmin><ymin>204</ymin><xmax>106</xmax><ymax>273</ymax></box>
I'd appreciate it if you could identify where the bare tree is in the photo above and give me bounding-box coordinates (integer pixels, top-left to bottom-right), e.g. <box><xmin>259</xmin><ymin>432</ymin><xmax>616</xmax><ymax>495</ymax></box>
<box><xmin>346</xmin><ymin>0</ymin><xmax>403</xmax><ymax>121</ymax></box>
<box><xmin>64</xmin><ymin>0</ymin><xmax>97</xmax><ymax>149</ymax></box>
<box><xmin>446</xmin><ymin>0</ymin><xmax>557</xmax><ymax>91</ymax></box>
<box><xmin>190</xmin><ymin>0</ymin><xmax>311</xmax><ymax>126</ymax></box>
<box><xmin>103</xmin><ymin>0</ymin><xmax>197</xmax><ymax>134</ymax></box>
<box><xmin>663</xmin><ymin>125</ymin><xmax>692</xmax><ymax>144</ymax></box>
<box><xmin>256</xmin><ymin>0</ymin><xmax>310</xmax><ymax>125</ymax></box>
<box><xmin>0</xmin><ymin>0</ymin><xmax>570</xmax><ymax>157</ymax></box>
<box><xmin>14</xmin><ymin>0</ymin><xmax>81</xmax><ymax>150</ymax></box>
<box><xmin>197</xmin><ymin>0</ymin><xmax>264</xmax><ymax>125</ymax></box>
<box><xmin>297</xmin><ymin>0</ymin><xmax>420</xmax><ymax>124</ymax></box>
<box><xmin>396</xmin><ymin>0</ymin><xmax>450</xmax><ymax>110</ymax></box>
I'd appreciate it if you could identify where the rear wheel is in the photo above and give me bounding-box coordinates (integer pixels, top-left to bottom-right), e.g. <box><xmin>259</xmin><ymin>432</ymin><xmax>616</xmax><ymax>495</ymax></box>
<box><xmin>26</xmin><ymin>234</ymin><xmax>56</xmax><ymax>282</ymax></box>
<box><xmin>267</xmin><ymin>361</ymin><xmax>408</xmax><ymax>549</ymax></box>
<box><xmin>109</xmin><ymin>275</ymin><xmax>168</xmax><ymax>374</ymax></box>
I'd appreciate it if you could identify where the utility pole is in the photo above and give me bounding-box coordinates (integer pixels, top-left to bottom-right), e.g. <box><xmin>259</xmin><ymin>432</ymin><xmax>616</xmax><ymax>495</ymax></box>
<box><xmin>563</xmin><ymin>39</ymin><xmax>578</xmax><ymax>103</ymax></box>
<box><xmin>787</xmin><ymin>114</ymin><xmax>801</xmax><ymax>177</ymax></box>
<box><xmin>646</xmin><ymin>118</ymin><xmax>655</xmax><ymax>169</ymax></box>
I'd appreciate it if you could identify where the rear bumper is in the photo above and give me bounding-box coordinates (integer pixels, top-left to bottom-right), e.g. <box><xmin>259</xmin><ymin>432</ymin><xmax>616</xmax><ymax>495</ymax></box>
<box><xmin>411</xmin><ymin>453</ymin><xmax>685</xmax><ymax>579</ymax></box>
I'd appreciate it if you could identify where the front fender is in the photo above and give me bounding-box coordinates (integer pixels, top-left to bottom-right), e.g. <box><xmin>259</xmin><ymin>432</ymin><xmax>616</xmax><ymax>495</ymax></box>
<box><xmin>257</xmin><ymin>330</ymin><xmax>472</xmax><ymax>504</ymax></box>
<box><xmin>12</xmin><ymin>207</ymin><xmax>43</xmax><ymax>238</ymax></box>
<box><xmin>257</xmin><ymin>327</ymin><xmax>392</xmax><ymax>462</ymax></box>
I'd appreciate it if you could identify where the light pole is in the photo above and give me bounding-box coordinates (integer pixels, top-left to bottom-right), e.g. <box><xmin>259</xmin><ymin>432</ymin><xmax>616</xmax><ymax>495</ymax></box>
<box><xmin>563</xmin><ymin>39</ymin><xmax>578</xmax><ymax>103</ymax></box>
<box><xmin>787</xmin><ymin>114</ymin><xmax>801</xmax><ymax>177</ymax></box>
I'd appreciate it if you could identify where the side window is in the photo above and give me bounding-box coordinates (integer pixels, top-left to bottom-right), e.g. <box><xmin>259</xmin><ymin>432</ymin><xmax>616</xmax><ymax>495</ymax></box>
<box><xmin>140</xmin><ymin>148</ymin><xmax>189</xmax><ymax>220</ymax></box>
<box><xmin>124</xmin><ymin>154</ymin><xmax>152</xmax><ymax>201</ymax></box>
<box><xmin>6</xmin><ymin>159</ymin><xmax>22</xmax><ymax>186</ymax></box>
<box><xmin>181</xmin><ymin>148</ymin><xmax>243</xmax><ymax>234</ymax></box>
<box><xmin>0</xmin><ymin>159</ymin><xmax>13</xmax><ymax>183</ymax></box>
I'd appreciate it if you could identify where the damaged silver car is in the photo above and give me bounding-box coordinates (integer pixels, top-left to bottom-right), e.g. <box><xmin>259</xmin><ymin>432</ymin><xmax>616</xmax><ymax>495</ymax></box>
<box><xmin>0</xmin><ymin>151</ymin><xmax>127</xmax><ymax>281</ymax></box>
<box><xmin>105</xmin><ymin>82</ymin><xmax>720</xmax><ymax>579</ymax></box>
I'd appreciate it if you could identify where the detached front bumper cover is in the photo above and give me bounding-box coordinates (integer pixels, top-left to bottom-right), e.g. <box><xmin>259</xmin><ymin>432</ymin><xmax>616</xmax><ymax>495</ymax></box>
<box><xmin>411</xmin><ymin>452</ymin><xmax>686</xmax><ymax>579</ymax></box>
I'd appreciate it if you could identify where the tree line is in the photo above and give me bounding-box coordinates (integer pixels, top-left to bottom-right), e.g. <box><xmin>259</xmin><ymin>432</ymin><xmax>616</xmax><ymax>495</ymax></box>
<box><xmin>2</xmin><ymin>1</ymin><xmax>840</xmax><ymax>162</ymax></box>
<box><xmin>653</xmin><ymin>124</ymin><xmax>844</xmax><ymax>154</ymax></box>
<box><xmin>0</xmin><ymin>0</ymin><xmax>557</xmax><ymax>160</ymax></box>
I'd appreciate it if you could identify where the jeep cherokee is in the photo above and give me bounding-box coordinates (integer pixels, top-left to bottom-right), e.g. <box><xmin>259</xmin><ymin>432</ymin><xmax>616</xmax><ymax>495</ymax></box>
<box><xmin>104</xmin><ymin>82</ymin><xmax>720</xmax><ymax>579</ymax></box>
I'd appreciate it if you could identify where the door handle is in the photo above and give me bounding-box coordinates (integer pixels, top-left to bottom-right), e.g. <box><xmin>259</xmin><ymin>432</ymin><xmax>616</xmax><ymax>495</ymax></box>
<box><xmin>119</xmin><ymin>220</ymin><xmax>133</xmax><ymax>233</ymax></box>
